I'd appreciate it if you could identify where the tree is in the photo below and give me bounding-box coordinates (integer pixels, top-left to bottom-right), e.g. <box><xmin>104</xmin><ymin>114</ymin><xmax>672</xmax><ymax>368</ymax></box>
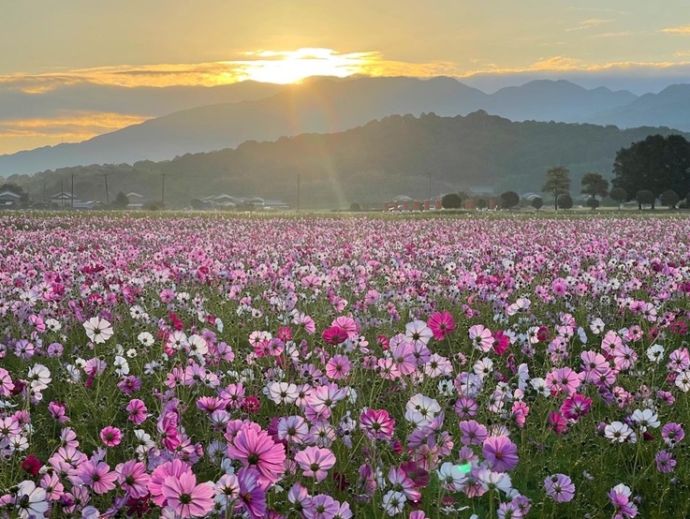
<box><xmin>636</xmin><ymin>189</ymin><xmax>655</xmax><ymax>210</ymax></box>
<box><xmin>0</xmin><ymin>183</ymin><xmax>29</xmax><ymax>208</ymax></box>
<box><xmin>499</xmin><ymin>191</ymin><xmax>520</xmax><ymax>209</ymax></box>
<box><xmin>586</xmin><ymin>196</ymin><xmax>600</xmax><ymax>210</ymax></box>
<box><xmin>349</xmin><ymin>202</ymin><xmax>362</xmax><ymax>212</ymax></box>
<box><xmin>531</xmin><ymin>196</ymin><xmax>543</xmax><ymax>210</ymax></box>
<box><xmin>613</xmin><ymin>134</ymin><xmax>690</xmax><ymax>201</ymax></box>
<box><xmin>111</xmin><ymin>191</ymin><xmax>129</xmax><ymax>209</ymax></box>
<box><xmin>476</xmin><ymin>198</ymin><xmax>488</xmax><ymax>210</ymax></box>
<box><xmin>660</xmin><ymin>189</ymin><xmax>680</xmax><ymax>209</ymax></box>
<box><xmin>543</xmin><ymin>166</ymin><xmax>571</xmax><ymax>210</ymax></box>
<box><xmin>557</xmin><ymin>193</ymin><xmax>573</xmax><ymax>209</ymax></box>
<box><xmin>441</xmin><ymin>193</ymin><xmax>463</xmax><ymax>209</ymax></box>
<box><xmin>581</xmin><ymin>172</ymin><xmax>609</xmax><ymax>200</ymax></box>
<box><xmin>609</xmin><ymin>187</ymin><xmax>627</xmax><ymax>209</ymax></box>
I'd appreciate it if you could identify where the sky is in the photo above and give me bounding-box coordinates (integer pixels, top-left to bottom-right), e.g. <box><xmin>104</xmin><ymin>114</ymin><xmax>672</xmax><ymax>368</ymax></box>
<box><xmin>3</xmin><ymin>0</ymin><xmax>690</xmax><ymax>154</ymax></box>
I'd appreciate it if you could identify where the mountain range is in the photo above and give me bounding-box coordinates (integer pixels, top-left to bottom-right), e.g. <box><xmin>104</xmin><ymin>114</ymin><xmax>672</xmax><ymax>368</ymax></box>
<box><xmin>9</xmin><ymin>111</ymin><xmax>685</xmax><ymax>209</ymax></box>
<box><xmin>5</xmin><ymin>76</ymin><xmax>690</xmax><ymax>177</ymax></box>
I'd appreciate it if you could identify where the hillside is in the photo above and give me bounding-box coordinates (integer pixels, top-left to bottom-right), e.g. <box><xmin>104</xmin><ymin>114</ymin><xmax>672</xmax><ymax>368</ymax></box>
<box><xmin>9</xmin><ymin>111</ymin><xmax>685</xmax><ymax>209</ymax></box>
<box><xmin>0</xmin><ymin>76</ymin><xmax>638</xmax><ymax>176</ymax></box>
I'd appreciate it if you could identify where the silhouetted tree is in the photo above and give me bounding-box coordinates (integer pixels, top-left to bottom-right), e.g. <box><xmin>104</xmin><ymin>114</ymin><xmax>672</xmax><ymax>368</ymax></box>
<box><xmin>609</xmin><ymin>187</ymin><xmax>627</xmax><ymax>209</ymax></box>
<box><xmin>111</xmin><ymin>191</ymin><xmax>129</xmax><ymax>209</ymax></box>
<box><xmin>349</xmin><ymin>202</ymin><xmax>362</xmax><ymax>212</ymax></box>
<box><xmin>613</xmin><ymin>135</ymin><xmax>690</xmax><ymax>201</ymax></box>
<box><xmin>543</xmin><ymin>166</ymin><xmax>571</xmax><ymax>210</ymax></box>
<box><xmin>660</xmin><ymin>189</ymin><xmax>680</xmax><ymax>209</ymax></box>
<box><xmin>441</xmin><ymin>193</ymin><xmax>463</xmax><ymax>209</ymax></box>
<box><xmin>531</xmin><ymin>197</ymin><xmax>543</xmax><ymax>210</ymax></box>
<box><xmin>586</xmin><ymin>196</ymin><xmax>600</xmax><ymax>210</ymax></box>
<box><xmin>499</xmin><ymin>191</ymin><xmax>519</xmax><ymax>209</ymax></box>
<box><xmin>636</xmin><ymin>189</ymin><xmax>655</xmax><ymax>210</ymax></box>
<box><xmin>581</xmin><ymin>172</ymin><xmax>609</xmax><ymax>200</ymax></box>
<box><xmin>557</xmin><ymin>193</ymin><xmax>573</xmax><ymax>209</ymax></box>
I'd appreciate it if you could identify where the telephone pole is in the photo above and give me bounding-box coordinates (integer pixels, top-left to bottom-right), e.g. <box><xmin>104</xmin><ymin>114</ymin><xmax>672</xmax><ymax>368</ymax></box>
<box><xmin>102</xmin><ymin>173</ymin><xmax>110</xmax><ymax>205</ymax></box>
<box><xmin>71</xmin><ymin>174</ymin><xmax>74</xmax><ymax>209</ymax></box>
<box><xmin>161</xmin><ymin>173</ymin><xmax>166</xmax><ymax>207</ymax></box>
<box><xmin>427</xmin><ymin>171</ymin><xmax>432</xmax><ymax>200</ymax></box>
<box><xmin>296</xmin><ymin>173</ymin><xmax>301</xmax><ymax>212</ymax></box>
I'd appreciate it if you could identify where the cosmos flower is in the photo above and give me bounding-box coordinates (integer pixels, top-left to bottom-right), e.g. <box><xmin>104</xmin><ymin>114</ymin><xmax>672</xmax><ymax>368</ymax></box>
<box><xmin>82</xmin><ymin>317</ymin><xmax>114</xmax><ymax>344</ymax></box>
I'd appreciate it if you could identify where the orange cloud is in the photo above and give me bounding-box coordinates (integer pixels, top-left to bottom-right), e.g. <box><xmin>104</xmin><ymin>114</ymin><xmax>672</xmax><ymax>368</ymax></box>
<box><xmin>662</xmin><ymin>24</ymin><xmax>690</xmax><ymax>35</ymax></box>
<box><xmin>0</xmin><ymin>111</ymin><xmax>148</xmax><ymax>139</ymax></box>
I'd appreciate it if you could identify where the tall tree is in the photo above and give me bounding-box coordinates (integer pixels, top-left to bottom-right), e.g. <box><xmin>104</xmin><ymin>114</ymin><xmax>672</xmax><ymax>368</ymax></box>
<box><xmin>613</xmin><ymin>134</ymin><xmax>690</xmax><ymax>201</ymax></box>
<box><xmin>499</xmin><ymin>191</ymin><xmax>519</xmax><ymax>209</ymax></box>
<box><xmin>581</xmin><ymin>172</ymin><xmax>609</xmax><ymax>199</ymax></box>
<box><xmin>543</xmin><ymin>166</ymin><xmax>570</xmax><ymax>210</ymax></box>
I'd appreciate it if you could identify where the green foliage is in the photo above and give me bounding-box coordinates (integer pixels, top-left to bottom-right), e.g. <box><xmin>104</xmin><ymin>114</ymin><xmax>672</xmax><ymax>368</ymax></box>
<box><xmin>586</xmin><ymin>196</ymin><xmax>600</xmax><ymax>210</ymax></box>
<box><xmin>543</xmin><ymin>166</ymin><xmax>571</xmax><ymax>210</ymax></box>
<box><xmin>111</xmin><ymin>191</ymin><xmax>129</xmax><ymax>209</ymax></box>
<box><xmin>609</xmin><ymin>187</ymin><xmax>627</xmax><ymax>204</ymax></box>
<box><xmin>349</xmin><ymin>202</ymin><xmax>362</xmax><ymax>212</ymax></box>
<box><xmin>530</xmin><ymin>196</ymin><xmax>543</xmax><ymax>210</ymax></box>
<box><xmin>613</xmin><ymin>134</ymin><xmax>690</xmax><ymax>200</ymax></box>
<box><xmin>636</xmin><ymin>189</ymin><xmax>656</xmax><ymax>209</ymax></box>
<box><xmin>557</xmin><ymin>193</ymin><xmax>573</xmax><ymax>209</ymax></box>
<box><xmin>660</xmin><ymin>189</ymin><xmax>680</xmax><ymax>209</ymax></box>
<box><xmin>499</xmin><ymin>190</ymin><xmax>520</xmax><ymax>209</ymax></box>
<box><xmin>441</xmin><ymin>193</ymin><xmax>463</xmax><ymax>209</ymax></box>
<box><xmin>581</xmin><ymin>172</ymin><xmax>609</xmax><ymax>199</ymax></box>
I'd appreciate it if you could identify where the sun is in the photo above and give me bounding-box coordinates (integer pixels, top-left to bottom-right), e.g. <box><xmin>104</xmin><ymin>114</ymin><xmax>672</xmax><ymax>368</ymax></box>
<box><xmin>236</xmin><ymin>48</ymin><xmax>372</xmax><ymax>84</ymax></box>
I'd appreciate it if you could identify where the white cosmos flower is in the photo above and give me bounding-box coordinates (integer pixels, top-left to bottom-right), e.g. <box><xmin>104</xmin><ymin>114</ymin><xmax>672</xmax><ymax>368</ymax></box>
<box><xmin>646</xmin><ymin>344</ymin><xmax>665</xmax><ymax>363</ymax></box>
<box><xmin>605</xmin><ymin>421</ymin><xmax>635</xmax><ymax>443</ymax></box>
<box><xmin>15</xmin><ymin>480</ymin><xmax>48</xmax><ymax>518</ymax></box>
<box><xmin>82</xmin><ymin>317</ymin><xmax>113</xmax><ymax>344</ymax></box>
<box><xmin>630</xmin><ymin>408</ymin><xmax>660</xmax><ymax>431</ymax></box>
<box><xmin>137</xmin><ymin>332</ymin><xmax>154</xmax><ymax>347</ymax></box>
<box><xmin>187</xmin><ymin>334</ymin><xmax>208</xmax><ymax>356</ymax></box>
<box><xmin>267</xmin><ymin>382</ymin><xmax>298</xmax><ymax>405</ymax></box>
<box><xmin>675</xmin><ymin>370</ymin><xmax>690</xmax><ymax>393</ymax></box>
<box><xmin>45</xmin><ymin>318</ymin><xmax>61</xmax><ymax>332</ymax></box>
<box><xmin>438</xmin><ymin>462</ymin><xmax>469</xmax><ymax>491</ymax></box>
<box><xmin>27</xmin><ymin>364</ymin><xmax>51</xmax><ymax>392</ymax></box>
<box><xmin>405</xmin><ymin>320</ymin><xmax>433</xmax><ymax>346</ymax></box>
<box><xmin>382</xmin><ymin>490</ymin><xmax>407</xmax><ymax>516</ymax></box>
<box><xmin>113</xmin><ymin>356</ymin><xmax>130</xmax><ymax>376</ymax></box>
<box><xmin>404</xmin><ymin>393</ymin><xmax>441</xmax><ymax>427</ymax></box>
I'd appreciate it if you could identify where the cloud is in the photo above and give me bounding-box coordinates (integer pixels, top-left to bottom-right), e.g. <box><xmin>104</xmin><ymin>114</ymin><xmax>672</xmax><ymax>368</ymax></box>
<box><xmin>566</xmin><ymin>18</ymin><xmax>612</xmax><ymax>32</ymax></box>
<box><xmin>661</xmin><ymin>24</ymin><xmax>690</xmax><ymax>35</ymax></box>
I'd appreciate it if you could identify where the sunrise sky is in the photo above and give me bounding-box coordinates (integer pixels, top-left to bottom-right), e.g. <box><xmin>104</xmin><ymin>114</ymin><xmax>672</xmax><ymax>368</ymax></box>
<box><xmin>3</xmin><ymin>0</ymin><xmax>690</xmax><ymax>154</ymax></box>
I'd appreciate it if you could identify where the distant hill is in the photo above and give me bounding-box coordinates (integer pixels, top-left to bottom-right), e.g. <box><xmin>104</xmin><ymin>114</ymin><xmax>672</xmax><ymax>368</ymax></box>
<box><xmin>10</xmin><ymin>111</ymin><xmax>685</xmax><ymax>209</ymax></box>
<box><xmin>0</xmin><ymin>76</ymin><xmax>640</xmax><ymax>176</ymax></box>
<box><xmin>590</xmin><ymin>84</ymin><xmax>690</xmax><ymax>131</ymax></box>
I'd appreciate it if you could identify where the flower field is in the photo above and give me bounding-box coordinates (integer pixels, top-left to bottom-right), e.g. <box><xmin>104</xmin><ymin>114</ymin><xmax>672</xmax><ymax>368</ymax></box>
<box><xmin>1</xmin><ymin>213</ymin><xmax>689</xmax><ymax>518</ymax></box>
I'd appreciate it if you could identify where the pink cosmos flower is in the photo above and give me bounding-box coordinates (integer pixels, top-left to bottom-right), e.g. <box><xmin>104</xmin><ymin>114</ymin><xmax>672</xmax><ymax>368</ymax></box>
<box><xmin>115</xmin><ymin>460</ymin><xmax>150</xmax><ymax>498</ymax></box>
<box><xmin>227</xmin><ymin>424</ymin><xmax>286</xmax><ymax>489</ymax></box>
<box><xmin>482</xmin><ymin>435</ymin><xmax>519</xmax><ymax>472</ymax></box>
<box><xmin>236</xmin><ymin>467</ymin><xmax>267</xmax><ymax>519</ymax></box>
<box><xmin>294</xmin><ymin>446</ymin><xmax>336</xmax><ymax>482</ymax></box>
<box><xmin>149</xmin><ymin>459</ymin><xmax>192</xmax><ymax>506</ymax></box>
<box><xmin>77</xmin><ymin>460</ymin><xmax>117</xmax><ymax>495</ymax></box>
<box><xmin>360</xmin><ymin>408</ymin><xmax>396</xmax><ymax>441</ymax></box>
<box><xmin>322</xmin><ymin>325</ymin><xmax>348</xmax><ymax>345</ymax></box>
<box><xmin>469</xmin><ymin>324</ymin><xmax>493</xmax><ymax>352</ymax></box>
<box><xmin>99</xmin><ymin>426</ymin><xmax>122</xmax><ymax>447</ymax></box>
<box><xmin>161</xmin><ymin>471</ymin><xmax>215</xmax><ymax>518</ymax></box>
<box><xmin>544</xmin><ymin>473</ymin><xmax>575</xmax><ymax>502</ymax></box>
<box><xmin>126</xmin><ymin>398</ymin><xmax>148</xmax><ymax>425</ymax></box>
<box><xmin>325</xmin><ymin>355</ymin><xmax>352</xmax><ymax>380</ymax></box>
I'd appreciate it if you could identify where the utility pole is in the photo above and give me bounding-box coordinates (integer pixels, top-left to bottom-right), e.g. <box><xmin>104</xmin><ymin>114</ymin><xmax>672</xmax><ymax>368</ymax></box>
<box><xmin>296</xmin><ymin>173</ymin><xmax>301</xmax><ymax>212</ymax></box>
<box><xmin>71</xmin><ymin>174</ymin><xmax>74</xmax><ymax>209</ymax></box>
<box><xmin>102</xmin><ymin>173</ymin><xmax>110</xmax><ymax>205</ymax></box>
<box><xmin>161</xmin><ymin>173</ymin><xmax>166</xmax><ymax>207</ymax></box>
<box><xmin>427</xmin><ymin>171</ymin><xmax>432</xmax><ymax>201</ymax></box>
<box><xmin>60</xmin><ymin>179</ymin><xmax>64</xmax><ymax>209</ymax></box>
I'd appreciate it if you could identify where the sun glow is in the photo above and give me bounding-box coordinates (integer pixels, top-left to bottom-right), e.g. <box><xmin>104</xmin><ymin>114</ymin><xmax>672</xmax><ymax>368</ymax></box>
<box><xmin>235</xmin><ymin>48</ymin><xmax>373</xmax><ymax>84</ymax></box>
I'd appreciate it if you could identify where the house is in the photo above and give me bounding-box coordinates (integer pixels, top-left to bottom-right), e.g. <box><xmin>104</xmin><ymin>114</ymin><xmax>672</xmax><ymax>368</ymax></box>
<box><xmin>50</xmin><ymin>192</ymin><xmax>74</xmax><ymax>209</ymax></box>
<box><xmin>126</xmin><ymin>192</ymin><xmax>147</xmax><ymax>209</ymax></box>
<box><xmin>0</xmin><ymin>190</ymin><xmax>22</xmax><ymax>208</ymax></box>
<box><xmin>464</xmin><ymin>188</ymin><xmax>498</xmax><ymax>210</ymax></box>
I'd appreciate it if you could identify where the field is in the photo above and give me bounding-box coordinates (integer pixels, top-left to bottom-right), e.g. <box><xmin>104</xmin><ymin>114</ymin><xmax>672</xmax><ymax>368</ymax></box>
<box><xmin>1</xmin><ymin>212</ymin><xmax>689</xmax><ymax>518</ymax></box>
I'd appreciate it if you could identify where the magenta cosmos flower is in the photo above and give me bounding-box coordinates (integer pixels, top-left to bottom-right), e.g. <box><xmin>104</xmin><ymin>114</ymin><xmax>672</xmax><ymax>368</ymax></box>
<box><xmin>99</xmin><ymin>426</ymin><xmax>122</xmax><ymax>447</ymax></box>
<box><xmin>227</xmin><ymin>424</ymin><xmax>286</xmax><ymax>488</ymax></box>
<box><xmin>360</xmin><ymin>408</ymin><xmax>396</xmax><ymax>441</ymax></box>
<box><xmin>115</xmin><ymin>460</ymin><xmax>150</xmax><ymax>498</ymax></box>
<box><xmin>427</xmin><ymin>311</ymin><xmax>456</xmax><ymax>341</ymax></box>
<box><xmin>161</xmin><ymin>470</ymin><xmax>215</xmax><ymax>518</ymax></box>
<box><xmin>482</xmin><ymin>435</ymin><xmax>519</xmax><ymax>472</ymax></box>
<box><xmin>294</xmin><ymin>446</ymin><xmax>337</xmax><ymax>482</ymax></box>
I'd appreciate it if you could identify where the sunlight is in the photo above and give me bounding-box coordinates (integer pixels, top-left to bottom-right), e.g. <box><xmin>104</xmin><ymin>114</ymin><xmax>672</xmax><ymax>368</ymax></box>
<box><xmin>236</xmin><ymin>48</ymin><xmax>372</xmax><ymax>84</ymax></box>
